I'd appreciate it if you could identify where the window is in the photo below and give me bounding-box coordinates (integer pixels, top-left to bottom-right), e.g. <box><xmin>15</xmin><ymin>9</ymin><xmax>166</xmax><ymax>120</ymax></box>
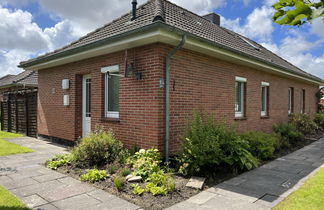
<box><xmin>301</xmin><ymin>89</ymin><xmax>305</xmax><ymax>113</ymax></box>
<box><xmin>261</xmin><ymin>82</ymin><xmax>269</xmax><ymax>117</ymax></box>
<box><xmin>85</xmin><ymin>78</ymin><xmax>91</xmax><ymax>117</ymax></box>
<box><xmin>288</xmin><ymin>87</ymin><xmax>294</xmax><ymax>114</ymax></box>
<box><xmin>101</xmin><ymin>65</ymin><xmax>120</xmax><ymax>118</ymax></box>
<box><xmin>235</xmin><ymin>77</ymin><xmax>246</xmax><ymax>118</ymax></box>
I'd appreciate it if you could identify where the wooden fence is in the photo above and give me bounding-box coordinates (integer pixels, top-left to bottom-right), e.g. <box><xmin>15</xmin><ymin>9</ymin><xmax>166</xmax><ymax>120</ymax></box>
<box><xmin>1</xmin><ymin>91</ymin><xmax>37</xmax><ymax>137</ymax></box>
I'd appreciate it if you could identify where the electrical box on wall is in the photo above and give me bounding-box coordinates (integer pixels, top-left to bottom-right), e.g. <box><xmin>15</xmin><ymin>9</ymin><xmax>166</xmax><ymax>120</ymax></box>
<box><xmin>63</xmin><ymin>95</ymin><xmax>69</xmax><ymax>106</ymax></box>
<box><xmin>62</xmin><ymin>79</ymin><xmax>70</xmax><ymax>90</ymax></box>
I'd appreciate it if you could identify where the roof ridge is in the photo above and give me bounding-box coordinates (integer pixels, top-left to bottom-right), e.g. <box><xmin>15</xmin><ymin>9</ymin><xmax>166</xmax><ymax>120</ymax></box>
<box><xmin>153</xmin><ymin>0</ymin><xmax>165</xmax><ymax>22</ymax></box>
<box><xmin>14</xmin><ymin>70</ymin><xmax>33</xmax><ymax>84</ymax></box>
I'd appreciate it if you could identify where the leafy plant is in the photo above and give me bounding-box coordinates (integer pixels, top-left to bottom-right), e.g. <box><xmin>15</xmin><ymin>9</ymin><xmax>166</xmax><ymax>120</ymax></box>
<box><xmin>113</xmin><ymin>177</ymin><xmax>125</xmax><ymax>191</ymax></box>
<box><xmin>108</xmin><ymin>165</ymin><xmax>118</xmax><ymax>174</ymax></box>
<box><xmin>178</xmin><ymin>111</ymin><xmax>258</xmax><ymax>176</ymax></box>
<box><xmin>289</xmin><ymin>113</ymin><xmax>318</xmax><ymax>135</ymax></box>
<box><xmin>131</xmin><ymin>184</ymin><xmax>145</xmax><ymax>195</ymax></box>
<box><xmin>129</xmin><ymin>144</ymin><xmax>141</xmax><ymax>155</ymax></box>
<box><xmin>80</xmin><ymin>169</ymin><xmax>108</xmax><ymax>183</ymax></box>
<box><xmin>273</xmin><ymin>122</ymin><xmax>303</xmax><ymax>147</ymax></box>
<box><xmin>129</xmin><ymin>148</ymin><xmax>161</xmax><ymax>179</ymax></box>
<box><xmin>241</xmin><ymin>131</ymin><xmax>280</xmax><ymax>160</ymax></box>
<box><xmin>272</xmin><ymin>0</ymin><xmax>323</xmax><ymax>26</ymax></box>
<box><xmin>46</xmin><ymin>154</ymin><xmax>72</xmax><ymax>170</ymax></box>
<box><xmin>72</xmin><ymin>128</ymin><xmax>126</xmax><ymax>168</ymax></box>
<box><xmin>314</xmin><ymin>112</ymin><xmax>324</xmax><ymax>130</ymax></box>
<box><xmin>121</xmin><ymin>168</ymin><xmax>132</xmax><ymax>177</ymax></box>
<box><xmin>145</xmin><ymin>170</ymin><xmax>176</xmax><ymax>195</ymax></box>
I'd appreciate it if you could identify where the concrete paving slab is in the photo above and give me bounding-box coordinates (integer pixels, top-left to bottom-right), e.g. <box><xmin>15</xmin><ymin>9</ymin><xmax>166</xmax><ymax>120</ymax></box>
<box><xmin>52</xmin><ymin>194</ymin><xmax>101</xmax><ymax>209</ymax></box>
<box><xmin>22</xmin><ymin>194</ymin><xmax>48</xmax><ymax>208</ymax></box>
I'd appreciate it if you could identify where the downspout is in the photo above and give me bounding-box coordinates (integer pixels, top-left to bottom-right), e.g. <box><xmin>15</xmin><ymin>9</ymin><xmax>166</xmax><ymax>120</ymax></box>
<box><xmin>165</xmin><ymin>34</ymin><xmax>187</xmax><ymax>163</ymax></box>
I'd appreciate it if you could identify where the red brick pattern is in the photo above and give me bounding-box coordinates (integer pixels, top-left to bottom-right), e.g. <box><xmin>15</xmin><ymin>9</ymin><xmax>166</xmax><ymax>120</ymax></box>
<box><xmin>37</xmin><ymin>43</ymin><xmax>319</xmax><ymax>153</ymax></box>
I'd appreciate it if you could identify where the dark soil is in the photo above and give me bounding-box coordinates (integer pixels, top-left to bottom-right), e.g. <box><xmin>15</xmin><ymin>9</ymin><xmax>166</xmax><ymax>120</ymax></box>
<box><xmin>54</xmin><ymin>131</ymin><xmax>324</xmax><ymax>210</ymax></box>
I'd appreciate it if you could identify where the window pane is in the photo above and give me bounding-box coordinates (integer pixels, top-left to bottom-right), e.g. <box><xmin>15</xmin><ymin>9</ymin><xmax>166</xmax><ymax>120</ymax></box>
<box><xmin>288</xmin><ymin>88</ymin><xmax>291</xmax><ymax>111</ymax></box>
<box><xmin>261</xmin><ymin>87</ymin><xmax>266</xmax><ymax>112</ymax></box>
<box><xmin>86</xmin><ymin>78</ymin><xmax>91</xmax><ymax>117</ymax></box>
<box><xmin>108</xmin><ymin>75</ymin><xmax>119</xmax><ymax>112</ymax></box>
<box><xmin>235</xmin><ymin>82</ymin><xmax>242</xmax><ymax>112</ymax></box>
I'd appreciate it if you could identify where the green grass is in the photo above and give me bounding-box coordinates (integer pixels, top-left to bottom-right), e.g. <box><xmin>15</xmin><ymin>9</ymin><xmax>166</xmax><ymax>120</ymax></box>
<box><xmin>0</xmin><ymin>131</ymin><xmax>33</xmax><ymax>156</ymax></box>
<box><xmin>0</xmin><ymin>185</ymin><xmax>30</xmax><ymax>210</ymax></box>
<box><xmin>273</xmin><ymin>167</ymin><xmax>324</xmax><ymax>210</ymax></box>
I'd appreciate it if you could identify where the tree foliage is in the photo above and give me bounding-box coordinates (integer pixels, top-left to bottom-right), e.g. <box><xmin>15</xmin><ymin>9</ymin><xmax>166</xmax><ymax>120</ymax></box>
<box><xmin>272</xmin><ymin>0</ymin><xmax>324</xmax><ymax>26</ymax></box>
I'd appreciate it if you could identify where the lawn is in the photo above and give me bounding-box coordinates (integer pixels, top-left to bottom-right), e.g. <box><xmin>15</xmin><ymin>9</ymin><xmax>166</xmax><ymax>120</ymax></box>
<box><xmin>0</xmin><ymin>131</ymin><xmax>33</xmax><ymax>156</ymax></box>
<box><xmin>0</xmin><ymin>185</ymin><xmax>30</xmax><ymax>210</ymax></box>
<box><xmin>273</xmin><ymin>167</ymin><xmax>324</xmax><ymax>210</ymax></box>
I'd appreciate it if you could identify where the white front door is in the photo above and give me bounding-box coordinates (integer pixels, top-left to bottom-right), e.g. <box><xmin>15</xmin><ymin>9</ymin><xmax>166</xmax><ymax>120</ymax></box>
<box><xmin>82</xmin><ymin>75</ymin><xmax>91</xmax><ymax>137</ymax></box>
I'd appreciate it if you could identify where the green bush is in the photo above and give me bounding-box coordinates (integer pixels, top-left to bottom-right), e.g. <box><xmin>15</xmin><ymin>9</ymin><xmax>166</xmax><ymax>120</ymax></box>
<box><xmin>46</xmin><ymin>154</ymin><xmax>72</xmax><ymax>170</ymax></box>
<box><xmin>80</xmin><ymin>169</ymin><xmax>108</xmax><ymax>183</ymax></box>
<box><xmin>113</xmin><ymin>177</ymin><xmax>125</xmax><ymax>191</ymax></box>
<box><xmin>145</xmin><ymin>170</ymin><xmax>176</xmax><ymax>196</ymax></box>
<box><xmin>132</xmin><ymin>184</ymin><xmax>145</xmax><ymax>195</ymax></box>
<box><xmin>178</xmin><ymin>111</ymin><xmax>258</xmax><ymax>176</ymax></box>
<box><xmin>289</xmin><ymin>113</ymin><xmax>318</xmax><ymax>135</ymax></box>
<box><xmin>240</xmin><ymin>131</ymin><xmax>280</xmax><ymax>160</ymax></box>
<box><xmin>129</xmin><ymin>148</ymin><xmax>161</xmax><ymax>180</ymax></box>
<box><xmin>72</xmin><ymin>128</ymin><xmax>125</xmax><ymax>168</ymax></box>
<box><xmin>121</xmin><ymin>168</ymin><xmax>131</xmax><ymax>177</ymax></box>
<box><xmin>314</xmin><ymin>113</ymin><xmax>324</xmax><ymax>130</ymax></box>
<box><xmin>108</xmin><ymin>165</ymin><xmax>118</xmax><ymax>174</ymax></box>
<box><xmin>273</xmin><ymin>122</ymin><xmax>303</xmax><ymax>147</ymax></box>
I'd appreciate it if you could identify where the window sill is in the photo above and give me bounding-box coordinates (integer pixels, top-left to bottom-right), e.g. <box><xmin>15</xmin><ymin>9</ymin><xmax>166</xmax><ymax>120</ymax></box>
<box><xmin>234</xmin><ymin>117</ymin><xmax>247</xmax><ymax>121</ymax></box>
<box><xmin>260</xmin><ymin>115</ymin><xmax>269</xmax><ymax>119</ymax></box>
<box><xmin>101</xmin><ymin>117</ymin><xmax>120</xmax><ymax>122</ymax></box>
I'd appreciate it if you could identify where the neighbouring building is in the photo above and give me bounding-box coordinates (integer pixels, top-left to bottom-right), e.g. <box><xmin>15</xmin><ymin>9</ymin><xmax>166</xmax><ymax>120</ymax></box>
<box><xmin>0</xmin><ymin>70</ymin><xmax>38</xmax><ymax>137</ymax></box>
<box><xmin>19</xmin><ymin>0</ymin><xmax>323</xmax><ymax>155</ymax></box>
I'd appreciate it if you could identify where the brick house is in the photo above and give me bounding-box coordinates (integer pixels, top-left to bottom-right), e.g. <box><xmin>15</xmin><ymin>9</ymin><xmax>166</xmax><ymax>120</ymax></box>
<box><xmin>19</xmin><ymin>0</ymin><xmax>323</xmax><ymax>157</ymax></box>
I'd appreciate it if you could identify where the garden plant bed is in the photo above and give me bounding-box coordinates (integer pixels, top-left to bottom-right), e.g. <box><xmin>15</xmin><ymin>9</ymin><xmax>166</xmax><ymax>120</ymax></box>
<box><xmin>55</xmin><ymin>165</ymin><xmax>200</xmax><ymax>210</ymax></box>
<box><xmin>45</xmin><ymin>112</ymin><xmax>324</xmax><ymax>210</ymax></box>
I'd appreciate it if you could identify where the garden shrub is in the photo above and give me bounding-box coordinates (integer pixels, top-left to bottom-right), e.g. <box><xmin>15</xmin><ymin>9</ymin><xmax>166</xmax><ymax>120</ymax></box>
<box><xmin>273</xmin><ymin>122</ymin><xmax>303</xmax><ymax>147</ymax></box>
<box><xmin>178</xmin><ymin>111</ymin><xmax>258</xmax><ymax>176</ymax></box>
<box><xmin>121</xmin><ymin>168</ymin><xmax>131</xmax><ymax>177</ymax></box>
<box><xmin>113</xmin><ymin>177</ymin><xmax>125</xmax><ymax>191</ymax></box>
<box><xmin>132</xmin><ymin>184</ymin><xmax>145</xmax><ymax>195</ymax></box>
<box><xmin>288</xmin><ymin>113</ymin><xmax>318</xmax><ymax>135</ymax></box>
<box><xmin>314</xmin><ymin>113</ymin><xmax>324</xmax><ymax>130</ymax></box>
<box><xmin>71</xmin><ymin>128</ymin><xmax>125</xmax><ymax>168</ymax></box>
<box><xmin>108</xmin><ymin>165</ymin><xmax>118</xmax><ymax>174</ymax></box>
<box><xmin>80</xmin><ymin>169</ymin><xmax>108</xmax><ymax>183</ymax></box>
<box><xmin>240</xmin><ymin>131</ymin><xmax>280</xmax><ymax>160</ymax></box>
<box><xmin>129</xmin><ymin>148</ymin><xmax>161</xmax><ymax>179</ymax></box>
<box><xmin>46</xmin><ymin>154</ymin><xmax>72</xmax><ymax>170</ymax></box>
<box><xmin>145</xmin><ymin>170</ymin><xmax>176</xmax><ymax>196</ymax></box>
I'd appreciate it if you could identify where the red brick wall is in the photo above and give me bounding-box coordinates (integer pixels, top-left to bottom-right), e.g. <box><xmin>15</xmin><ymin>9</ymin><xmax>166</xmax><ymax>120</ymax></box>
<box><xmin>37</xmin><ymin>43</ymin><xmax>319</xmax><ymax>153</ymax></box>
<box><xmin>38</xmin><ymin>44</ymin><xmax>165</xmax><ymax>150</ymax></box>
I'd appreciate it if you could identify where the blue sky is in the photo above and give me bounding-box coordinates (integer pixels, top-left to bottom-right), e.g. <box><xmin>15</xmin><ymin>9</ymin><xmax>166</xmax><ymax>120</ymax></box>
<box><xmin>0</xmin><ymin>0</ymin><xmax>323</xmax><ymax>78</ymax></box>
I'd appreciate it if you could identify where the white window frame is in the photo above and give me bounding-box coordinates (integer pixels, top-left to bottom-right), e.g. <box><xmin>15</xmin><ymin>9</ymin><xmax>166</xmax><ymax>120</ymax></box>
<box><xmin>235</xmin><ymin>77</ymin><xmax>247</xmax><ymax>118</ymax></box>
<box><xmin>261</xmin><ymin>82</ymin><xmax>269</xmax><ymax>117</ymax></box>
<box><xmin>101</xmin><ymin>65</ymin><xmax>120</xmax><ymax>118</ymax></box>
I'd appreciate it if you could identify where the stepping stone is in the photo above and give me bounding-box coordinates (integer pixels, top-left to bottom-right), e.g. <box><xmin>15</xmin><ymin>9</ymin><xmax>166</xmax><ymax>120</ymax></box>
<box><xmin>186</xmin><ymin>176</ymin><xmax>206</xmax><ymax>189</ymax></box>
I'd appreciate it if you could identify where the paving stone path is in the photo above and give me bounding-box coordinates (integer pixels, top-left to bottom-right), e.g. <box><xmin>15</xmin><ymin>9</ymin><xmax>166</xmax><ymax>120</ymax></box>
<box><xmin>0</xmin><ymin>137</ymin><xmax>140</xmax><ymax>210</ymax></box>
<box><xmin>168</xmin><ymin>138</ymin><xmax>324</xmax><ymax>210</ymax></box>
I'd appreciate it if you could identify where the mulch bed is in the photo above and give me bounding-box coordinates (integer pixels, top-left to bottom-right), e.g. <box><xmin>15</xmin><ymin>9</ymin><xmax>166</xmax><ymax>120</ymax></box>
<box><xmin>54</xmin><ymin>131</ymin><xmax>324</xmax><ymax>210</ymax></box>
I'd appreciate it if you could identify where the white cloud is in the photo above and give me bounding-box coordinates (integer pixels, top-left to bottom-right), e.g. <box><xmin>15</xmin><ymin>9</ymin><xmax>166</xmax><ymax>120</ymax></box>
<box><xmin>0</xmin><ymin>5</ymin><xmax>79</xmax><ymax>77</ymax></box>
<box><xmin>261</xmin><ymin>34</ymin><xmax>324</xmax><ymax>79</ymax></box>
<box><xmin>169</xmin><ymin>0</ymin><xmax>225</xmax><ymax>14</ymax></box>
<box><xmin>221</xmin><ymin>5</ymin><xmax>274</xmax><ymax>42</ymax></box>
<box><xmin>311</xmin><ymin>18</ymin><xmax>324</xmax><ymax>40</ymax></box>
